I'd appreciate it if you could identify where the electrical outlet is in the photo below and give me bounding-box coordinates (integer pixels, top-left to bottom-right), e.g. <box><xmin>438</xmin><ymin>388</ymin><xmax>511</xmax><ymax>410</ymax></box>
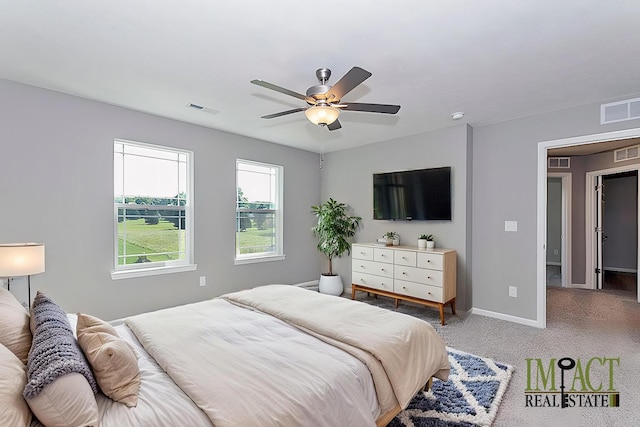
<box><xmin>199</xmin><ymin>276</ymin><xmax>206</xmax><ymax>287</ymax></box>
<box><xmin>504</xmin><ymin>221</ymin><xmax>518</xmax><ymax>232</ymax></box>
<box><xmin>508</xmin><ymin>286</ymin><xmax>517</xmax><ymax>298</ymax></box>
<box><xmin>554</xmin><ymin>249</ymin><xmax>559</xmax><ymax>255</ymax></box>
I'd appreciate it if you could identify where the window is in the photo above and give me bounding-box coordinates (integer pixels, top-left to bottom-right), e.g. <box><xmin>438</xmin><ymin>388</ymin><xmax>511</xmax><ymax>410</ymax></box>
<box><xmin>235</xmin><ymin>159</ymin><xmax>284</xmax><ymax>264</ymax></box>
<box><xmin>112</xmin><ymin>139</ymin><xmax>195</xmax><ymax>279</ymax></box>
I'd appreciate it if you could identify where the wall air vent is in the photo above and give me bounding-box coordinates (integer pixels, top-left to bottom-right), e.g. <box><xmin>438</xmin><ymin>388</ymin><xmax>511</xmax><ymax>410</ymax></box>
<box><xmin>548</xmin><ymin>157</ymin><xmax>570</xmax><ymax>168</ymax></box>
<box><xmin>601</xmin><ymin>97</ymin><xmax>640</xmax><ymax>124</ymax></box>
<box><xmin>614</xmin><ymin>145</ymin><xmax>640</xmax><ymax>163</ymax></box>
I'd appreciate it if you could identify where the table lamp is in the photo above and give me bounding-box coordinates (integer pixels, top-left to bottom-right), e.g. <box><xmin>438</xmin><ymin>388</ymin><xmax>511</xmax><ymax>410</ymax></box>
<box><xmin>0</xmin><ymin>243</ymin><xmax>45</xmax><ymax>305</ymax></box>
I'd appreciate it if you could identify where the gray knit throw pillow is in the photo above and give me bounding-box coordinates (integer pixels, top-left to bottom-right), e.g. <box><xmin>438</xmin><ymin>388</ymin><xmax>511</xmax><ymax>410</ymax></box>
<box><xmin>23</xmin><ymin>292</ymin><xmax>98</xmax><ymax>399</ymax></box>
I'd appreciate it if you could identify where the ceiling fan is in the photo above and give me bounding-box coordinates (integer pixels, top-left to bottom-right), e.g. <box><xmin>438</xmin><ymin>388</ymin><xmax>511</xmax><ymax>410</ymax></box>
<box><xmin>251</xmin><ymin>66</ymin><xmax>401</xmax><ymax>131</ymax></box>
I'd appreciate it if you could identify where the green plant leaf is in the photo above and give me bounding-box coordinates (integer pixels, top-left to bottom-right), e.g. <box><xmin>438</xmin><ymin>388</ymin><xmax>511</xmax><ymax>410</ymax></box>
<box><xmin>311</xmin><ymin>198</ymin><xmax>361</xmax><ymax>275</ymax></box>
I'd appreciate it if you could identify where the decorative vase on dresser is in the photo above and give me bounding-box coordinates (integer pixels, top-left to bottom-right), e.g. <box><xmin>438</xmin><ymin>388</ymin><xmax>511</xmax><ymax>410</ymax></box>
<box><xmin>350</xmin><ymin>243</ymin><xmax>457</xmax><ymax>325</ymax></box>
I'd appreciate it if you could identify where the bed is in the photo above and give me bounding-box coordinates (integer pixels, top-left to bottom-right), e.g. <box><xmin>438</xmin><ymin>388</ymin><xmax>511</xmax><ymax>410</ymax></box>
<box><xmin>1</xmin><ymin>285</ymin><xmax>450</xmax><ymax>427</ymax></box>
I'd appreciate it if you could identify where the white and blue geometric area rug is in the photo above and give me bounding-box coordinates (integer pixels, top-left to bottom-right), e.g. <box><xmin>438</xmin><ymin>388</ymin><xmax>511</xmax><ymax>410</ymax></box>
<box><xmin>390</xmin><ymin>348</ymin><xmax>514</xmax><ymax>427</ymax></box>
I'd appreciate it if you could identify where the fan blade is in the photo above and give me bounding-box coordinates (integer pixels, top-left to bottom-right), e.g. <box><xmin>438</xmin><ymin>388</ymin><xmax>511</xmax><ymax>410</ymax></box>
<box><xmin>343</xmin><ymin>103</ymin><xmax>401</xmax><ymax>114</ymax></box>
<box><xmin>261</xmin><ymin>107</ymin><xmax>306</xmax><ymax>119</ymax></box>
<box><xmin>327</xmin><ymin>119</ymin><xmax>342</xmax><ymax>131</ymax></box>
<box><xmin>324</xmin><ymin>67</ymin><xmax>372</xmax><ymax>102</ymax></box>
<box><xmin>251</xmin><ymin>79</ymin><xmax>307</xmax><ymax>101</ymax></box>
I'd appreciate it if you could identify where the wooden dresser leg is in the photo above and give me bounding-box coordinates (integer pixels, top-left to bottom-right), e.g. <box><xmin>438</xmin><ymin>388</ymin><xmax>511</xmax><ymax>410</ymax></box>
<box><xmin>394</xmin><ymin>298</ymin><xmax>399</xmax><ymax>309</ymax></box>
<box><xmin>439</xmin><ymin>304</ymin><xmax>445</xmax><ymax>325</ymax></box>
<box><xmin>450</xmin><ymin>298</ymin><xmax>456</xmax><ymax>315</ymax></box>
<box><xmin>351</xmin><ymin>286</ymin><xmax>356</xmax><ymax>300</ymax></box>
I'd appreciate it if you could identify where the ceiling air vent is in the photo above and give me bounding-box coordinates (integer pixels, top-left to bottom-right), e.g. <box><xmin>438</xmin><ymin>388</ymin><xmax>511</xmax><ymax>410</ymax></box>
<box><xmin>601</xmin><ymin>97</ymin><xmax>640</xmax><ymax>124</ymax></box>
<box><xmin>548</xmin><ymin>157</ymin><xmax>570</xmax><ymax>169</ymax></box>
<box><xmin>614</xmin><ymin>145</ymin><xmax>640</xmax><ymax>163</ymax></box>
<box><xmin>187</xmin><ymin>103</ymin><xmax>219</xmax><ymax>115</ymax></box>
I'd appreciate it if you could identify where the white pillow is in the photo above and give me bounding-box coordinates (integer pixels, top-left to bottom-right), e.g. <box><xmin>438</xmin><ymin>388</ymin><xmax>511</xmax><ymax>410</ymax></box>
<box><xmin>27</xmin><ymin>373</ymin><xmax>99</xmax><ymax>427</ymax></box>
<box><xmin>0</xmin><ymin>343</ymin><xmax>32</xmax><ymax>426</ymax></box>
<box><xmin>0</xmin><ymin>288</ymin><xmax>32</xmax><ymax>364</ymax></box>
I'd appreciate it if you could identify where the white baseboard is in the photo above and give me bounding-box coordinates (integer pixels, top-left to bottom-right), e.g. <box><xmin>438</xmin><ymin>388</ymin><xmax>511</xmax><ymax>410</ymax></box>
<box><xmin>604</xmin><ymin>267</ymin><xmax>637</xmax><ymax>273</ymax></box>
<box><xmin>294</xmin><ymin>280</ymin><xmax>319</xmax><ymax>291</ymax></box>
<box><xmin>568</xmin><ymin>283</ymin><xmax>589</xmax><ymax>289</ymax></box>
<box><xmin>471</xmin><ymin>307</ymin><xmax>543</xmax><ymax>328</ymax></box>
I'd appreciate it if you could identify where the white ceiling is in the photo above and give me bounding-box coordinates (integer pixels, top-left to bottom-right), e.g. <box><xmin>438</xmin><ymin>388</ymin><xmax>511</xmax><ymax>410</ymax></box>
<box><xmin>2</xmin><ymin>1</ymin><xmax>640</xmax><ymax>153</ymax></box>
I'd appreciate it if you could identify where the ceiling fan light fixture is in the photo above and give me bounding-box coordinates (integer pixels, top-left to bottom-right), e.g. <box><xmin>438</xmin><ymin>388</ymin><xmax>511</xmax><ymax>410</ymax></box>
<box><xmin>305</xmin><ymin>105</ymin><xmax>340</xmax><ymax>126</ymax></box>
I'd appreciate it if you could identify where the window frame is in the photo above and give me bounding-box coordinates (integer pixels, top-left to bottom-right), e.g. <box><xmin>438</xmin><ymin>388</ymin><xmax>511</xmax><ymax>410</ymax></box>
<box><xmin>235</xmin><ymin>158</ymin><xmax>285</xmax><ymax>265</ymax></box>
<box><xmin>111</xmin><ymin>139</ymin><xmax>196</xmax><ymax>280</ymax></box>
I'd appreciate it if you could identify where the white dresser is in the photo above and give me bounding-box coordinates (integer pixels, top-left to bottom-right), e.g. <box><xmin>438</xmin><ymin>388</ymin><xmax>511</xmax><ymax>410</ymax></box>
<box><xmin>351</xmin><ymin>243</ymin><xmax>457</xmax><ymax>325</ymax></box>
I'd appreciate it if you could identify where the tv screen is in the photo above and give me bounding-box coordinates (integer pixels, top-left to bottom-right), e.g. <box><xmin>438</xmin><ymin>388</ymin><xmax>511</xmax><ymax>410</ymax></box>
<box><xmin>373</xmin><ymin>167</ymin><xmax>451</xmax><ymax>220</ymax></box>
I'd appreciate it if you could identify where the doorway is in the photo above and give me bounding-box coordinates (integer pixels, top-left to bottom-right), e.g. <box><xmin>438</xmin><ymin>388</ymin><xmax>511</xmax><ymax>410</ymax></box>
<box><xmin>537</xmin><ymin>128</ymin><xmax>640</xmax><ymax>328</ymax></box>
<box><xmin>547</xmin><ymin>173</ymin><xmax>572</xmax><ymax>288</ymax></box>
<box><xmin>586</xmin><ymin>167</ymin><xmax>638</xmax><ymax>298</ymax></box>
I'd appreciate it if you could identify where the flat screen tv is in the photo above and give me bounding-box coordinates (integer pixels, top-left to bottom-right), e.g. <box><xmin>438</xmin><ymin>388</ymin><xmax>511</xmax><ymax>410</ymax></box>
<box><xmin>373</xmin><ymin>167</ymin><xmax>451</xmax><ymax>221</ymax></box>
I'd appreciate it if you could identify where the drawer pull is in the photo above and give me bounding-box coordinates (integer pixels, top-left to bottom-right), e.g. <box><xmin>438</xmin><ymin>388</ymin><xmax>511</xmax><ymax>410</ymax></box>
<box><xmin>427</xmin><ymin>260</ymin><xmax>431</xmax><ymax>263</ymax></box>
<box><xmin>381</xmin><ymin>254</ymin><xmax>386</xmax><ymax>257</ymax></box>
<box><xmin>361</xmin><ymin>265</ymin><xmax>365</xmax><ymax>268</ymax></box>
<box><xmin>360</xmin><ymin>252</ymin><xmax>365</xmax><ymax>255</ymax></box>
<box><xmin>381</xmin><ymin>268</ymin><xmax>385</xmax><ymax>272</ymax></box>
<box><xmin>402</xmin><ymin>286</ymin><xmax>406</xmax><ymax>289</ymax></box>
<box><xmin>427</xmin><ymin>276</ymin><xmax>431</xmax><ymax>279</ymax></box>
<box><xmin>402</xmin><ymin>256</ymin><xmax>406</xmax><ymax>260</ymax></box>
<box><xmin>402</xmin><ymin>272</ymin><xmax>406</xmax><ymax>275</ymax></box>
<box><xmin>427</xmin><ymin>292</ymin><xmax>432</xmax><ymax>295</ymax></box>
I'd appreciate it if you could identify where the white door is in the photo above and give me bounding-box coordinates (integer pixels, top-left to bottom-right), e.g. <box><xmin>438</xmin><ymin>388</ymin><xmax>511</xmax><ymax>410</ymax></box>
<box><xmin>595</xmin><ymin>175</ymin><xmax>604</xmax><ymax>290</ymax></box>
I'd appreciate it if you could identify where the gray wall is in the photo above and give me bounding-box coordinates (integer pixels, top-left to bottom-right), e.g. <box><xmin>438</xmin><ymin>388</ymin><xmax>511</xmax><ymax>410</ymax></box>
<box><xmin>549</xmin><ymin>151</ymin><xmax>640</xmax><ymax>284</ymax></box>
<box><xmin>603</xmin><ymin>174</ymin><xmax>638</xmax><ymax>271</ymax></box>
<box><xmin>0</xmin><ymin>79</ymin><xmax>321</xmax><ymax>320</ymax></box>
<box><xmin>546</xmin><ymin>178</ymin><xmax>562</xmax><ymax>264</ymax></box>
<box><xmin>321</xmin><ymin>124</ymin><xmax>473</xmax><ymax>311</ymax></box>
<box><xmin>473</xmin><ymin>101</ymin><xmax>640</xmax><ymax>320</ymax></box>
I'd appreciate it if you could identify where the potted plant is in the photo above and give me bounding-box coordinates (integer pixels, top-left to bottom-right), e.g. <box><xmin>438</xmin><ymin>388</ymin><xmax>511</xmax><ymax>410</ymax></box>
<box><xmin>426</xmin><ymin>234</ymin><xmax>435</xmax><ymax>249</ymax></box>
<box><xmin>383</xmin><ymin>231</ymin><xmax>400</xmax><ymax>246</ymax></box>
<box><xmin>311</xmin><ymin>198</ymin><xmax>362</xmax><ymax>295</ymax></box>
<box><xmin>418</xmin><ymin>234</ymin><xmax>433</xmax><ymax>249</ymax></box>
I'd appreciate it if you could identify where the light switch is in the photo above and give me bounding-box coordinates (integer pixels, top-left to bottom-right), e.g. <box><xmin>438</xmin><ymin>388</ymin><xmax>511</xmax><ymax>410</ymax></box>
<box><xmin>505</xmin><ymin>221</ymin><xmax>518</xmax><ymax>232</ymax></box>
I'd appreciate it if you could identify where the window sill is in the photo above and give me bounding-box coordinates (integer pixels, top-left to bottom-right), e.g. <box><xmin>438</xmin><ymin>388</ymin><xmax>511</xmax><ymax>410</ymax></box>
<box><xmin>234</xmin><ymin>254</ymin><xmax>286</xmax><ymax>265</ymax></box>
<box><xmin>111</xmin><ymin>264</ymin><xmax>197</xmax><ymax>280</ymax></box>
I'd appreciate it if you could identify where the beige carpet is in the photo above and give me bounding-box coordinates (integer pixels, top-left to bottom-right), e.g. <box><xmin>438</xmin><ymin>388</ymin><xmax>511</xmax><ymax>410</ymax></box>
<box><xmin>353</xmin><ymin>287</ymin><xmax>639</xmax><ymax>426</ymax></box>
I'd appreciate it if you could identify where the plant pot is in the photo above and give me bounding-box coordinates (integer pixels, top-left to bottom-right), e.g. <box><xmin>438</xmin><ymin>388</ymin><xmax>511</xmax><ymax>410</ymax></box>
<box><xmin>418</xmin><ymin>239</ymin><xmax>427</xmax><ymax>249</ymax></box>
<box><xmin>319</xmin><ymin>274</ymin><xmax>344</xmax><ymax>296</ymax></box>
<box><xmin>393</xmin><ymin>238</ymin><xmax>400</xmax><ymax>246</ymax></box>
<box><xmin>385</xmin><ymin>238</ymin><xmax>394</xmax><ymax>246</ymax></box>
<box><xmin>426</xmin><ymin>240</ymin><xmax>435</xmax><ymax>249</ymax></box>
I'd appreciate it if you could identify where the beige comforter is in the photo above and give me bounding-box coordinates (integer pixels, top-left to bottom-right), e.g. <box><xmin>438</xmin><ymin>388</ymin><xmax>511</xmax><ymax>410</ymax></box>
<box><xmin>126</xmin><ymin>285</ymin><xmax>449</xmax><ymax>426</ymax></box>
<box><xmin>223</xmin><ymin>285</ymin><xmax>450</xmax><ymax>411</ymax></box>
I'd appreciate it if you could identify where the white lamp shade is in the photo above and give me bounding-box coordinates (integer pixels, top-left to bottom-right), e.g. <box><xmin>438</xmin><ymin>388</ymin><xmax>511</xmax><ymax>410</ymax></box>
<box><xmin>305</xmin><ymin>105</ymin><xmax>340</xmax><ymax>125</ymax></box>
<box><xmin>0</xmin><ymin>243</ymin><xmax>45</xmax><ymax>276</ymax></box>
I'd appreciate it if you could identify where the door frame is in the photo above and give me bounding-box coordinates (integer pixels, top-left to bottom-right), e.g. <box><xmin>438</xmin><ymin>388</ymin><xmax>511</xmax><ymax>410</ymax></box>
<box><xmin>537</xmin><ymin>127</ymin><xmax>640</xmax><ymax>328</ymax></box>
<box><xmin>547</xmin><ymin>172</ymin><xmax>572</xmax><ymax>288</ymax></box>
<box><xmin>585</xmin><ymin>164</ymin><xmax>640</xmax><ymax>293</ymax></box>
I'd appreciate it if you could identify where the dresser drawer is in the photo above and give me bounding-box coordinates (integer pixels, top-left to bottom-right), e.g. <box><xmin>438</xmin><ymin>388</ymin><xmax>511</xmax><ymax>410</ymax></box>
<box><xmin>417</xmin><ymin>252</ymin><xmax>443</xmax><ymax>270</ymax></box>
<box><xmin>352</xmin><ymin>259</ymin><xmax>394</xmax><ymax>278</ymax></box>
<box><xmin>352</xmin><ymin>245</ymin><xmax>374</xmax><ymax>261</ymax></box>
<box><xmin>373</xmin><ymin>247</ymin><xmax>394</xmax><ymax>263</ymax></box>
<box><xmin>394</xmin><ymin>279</ymin><xmax>443</xmax><ymax>302</ymax></box>
<box><xmin>394</xmin><ymin>265</ymin><xmax>443</xmax><ymax>287</ymax></box>
<box><xmin>394</xmin><ymin>250</ymin><xmax>417</xmax><ymax>267</ymax></box>
<box><xmin>352</xmin><ymin>272</ymin><xmax>393</xmax><ymax>292</ymax></box>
